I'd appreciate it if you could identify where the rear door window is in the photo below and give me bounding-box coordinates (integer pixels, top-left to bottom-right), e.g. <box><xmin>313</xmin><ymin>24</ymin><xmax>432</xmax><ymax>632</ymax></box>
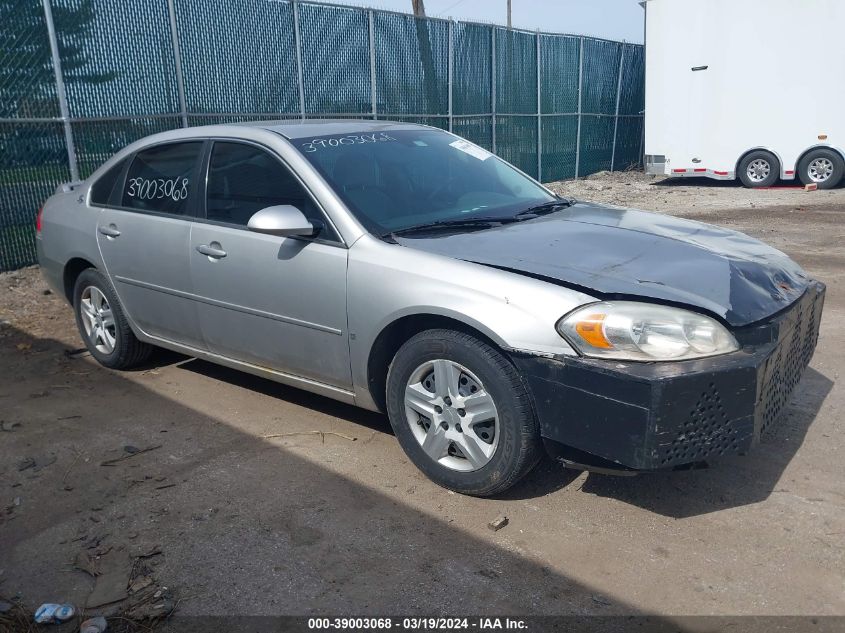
<box><xmin>121</xmin><ymin>142</ymin><xmax>203</xmax><ymax>215</ymax></box>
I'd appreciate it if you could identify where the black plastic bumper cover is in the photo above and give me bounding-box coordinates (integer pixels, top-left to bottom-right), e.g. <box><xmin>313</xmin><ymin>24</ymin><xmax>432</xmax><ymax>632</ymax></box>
<box><xmin>514</xmin><ymin>282</ymin><xmax>826</xmax><ymax>471</ymax></box>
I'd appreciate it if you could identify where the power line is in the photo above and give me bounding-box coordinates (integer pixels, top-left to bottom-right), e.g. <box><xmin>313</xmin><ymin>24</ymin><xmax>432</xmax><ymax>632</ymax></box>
<box><xmin>436</xmin><ymin>0</ymin><xmax>469</xmax><ymax>17</ymax></box>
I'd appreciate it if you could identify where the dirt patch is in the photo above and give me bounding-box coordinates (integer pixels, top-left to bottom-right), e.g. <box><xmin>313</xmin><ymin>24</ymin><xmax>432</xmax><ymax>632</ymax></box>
<box><xmin>548</xmin><ymin>170</ymin><xmax>845</xmax><ymax>217</ymax></box>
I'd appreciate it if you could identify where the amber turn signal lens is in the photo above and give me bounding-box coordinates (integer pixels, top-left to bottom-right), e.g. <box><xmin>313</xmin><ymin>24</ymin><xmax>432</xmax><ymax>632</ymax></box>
<box><xmin>574</xmin><ymin>313</ymin><xmax>612</xmax><ymax>349</ymax></box>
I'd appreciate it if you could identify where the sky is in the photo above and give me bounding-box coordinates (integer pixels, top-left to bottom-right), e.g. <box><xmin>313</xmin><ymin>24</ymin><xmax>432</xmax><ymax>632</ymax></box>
<box><xmin>323</xmin><ymin>0</ymin><xmax>645</xmax><ymax>43</ymax></box>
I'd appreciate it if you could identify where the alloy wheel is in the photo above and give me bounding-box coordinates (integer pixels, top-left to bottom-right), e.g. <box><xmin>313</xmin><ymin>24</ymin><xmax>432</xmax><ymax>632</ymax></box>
<box><xmin>746</xmin><ymin>158</ymin><xmax>771</xmax><ymax>182</ymax></box>
<box><xmin>79</xmin><ymin>286</ymin><xmax>116</xmax><ymax>354</ymax></box>
<box><xmin>808</xmin><ymin>157</ymin><xmax>834</xmax><ymax>183</ymax></box>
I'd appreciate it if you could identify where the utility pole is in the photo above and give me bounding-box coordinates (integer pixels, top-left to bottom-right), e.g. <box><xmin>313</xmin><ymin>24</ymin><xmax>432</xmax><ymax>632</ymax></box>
<box><xmin>507</xmin><ymin>0</ymin><xmax>512</xmax><ymax>28</ymax></box>
<box><xmin>409</xmin><ymin>0</ymin><xmax>437</xmax><ymax>114</ymax></box>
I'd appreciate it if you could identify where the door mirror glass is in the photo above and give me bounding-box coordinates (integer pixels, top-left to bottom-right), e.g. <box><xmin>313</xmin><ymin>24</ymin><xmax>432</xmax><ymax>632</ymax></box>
<box><xmin>247</xmin><ymin>205</ymin><xmax>320</xmax><ymax>237</ymax></box>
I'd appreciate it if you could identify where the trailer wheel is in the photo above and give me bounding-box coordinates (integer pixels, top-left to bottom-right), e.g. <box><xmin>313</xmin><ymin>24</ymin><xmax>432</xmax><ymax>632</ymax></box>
<box><xmin>738</xmin><ymin>150</ymin><xmax>779</xmax><ymax>188</ymax></box>
<box><xmin>797</xmin><ymin>148</ymin><xmax>844</xmax><ymax>190</ymax></box>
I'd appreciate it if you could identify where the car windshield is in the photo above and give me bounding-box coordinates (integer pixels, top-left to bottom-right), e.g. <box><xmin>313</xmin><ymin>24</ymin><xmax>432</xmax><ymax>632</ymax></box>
<box><xmin>292</xmin><ymin>128</ymin><xmax>556</xmax><ymax>235</ymax></box>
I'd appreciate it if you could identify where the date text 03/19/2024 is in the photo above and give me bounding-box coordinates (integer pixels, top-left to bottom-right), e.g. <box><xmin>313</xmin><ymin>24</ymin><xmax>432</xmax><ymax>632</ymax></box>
<box><xmin>307</xmin><ymin>618</ymin><xmax>528</xmax><ymax>630</ymax></box>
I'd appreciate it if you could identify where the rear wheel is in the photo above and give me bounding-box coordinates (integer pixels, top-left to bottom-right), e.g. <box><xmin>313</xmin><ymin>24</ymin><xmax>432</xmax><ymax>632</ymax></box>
<box><xmin>386</xmin><ymin>329</ymin><xmax>542</xmax><ymax>497</ymax></box>
<box><xmin>738</xmin><ymin>150</ymin><xmax>780</xmax><ymax>188</ymax></box>
<box><xmin>73</xmin><ymin>268</ymin><xmax>152</xmax><ymax>369</ymax></box>
<box><xmin>797</xmin><ymin>148</ymin><xmax>844</xmax><ymax>189</ymax></box>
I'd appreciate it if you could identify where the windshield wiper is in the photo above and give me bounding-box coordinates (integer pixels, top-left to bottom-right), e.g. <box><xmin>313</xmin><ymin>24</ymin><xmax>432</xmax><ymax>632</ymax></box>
<box><xmin>383</xmin><ymin>216</ymin><xmax>516</xmax><ymax>239</ymax></box>
<box><xmin>513</xmin><ymin>198</ymin><xmax>576</xmax><ymax>219</ymax></box>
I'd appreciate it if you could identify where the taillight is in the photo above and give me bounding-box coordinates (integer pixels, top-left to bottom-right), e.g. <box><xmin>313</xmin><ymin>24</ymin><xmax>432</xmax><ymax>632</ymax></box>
<box><xmin>36</xmin><ymin>206</ymin><xmax>43</xmax><ymax>235</ymax></box>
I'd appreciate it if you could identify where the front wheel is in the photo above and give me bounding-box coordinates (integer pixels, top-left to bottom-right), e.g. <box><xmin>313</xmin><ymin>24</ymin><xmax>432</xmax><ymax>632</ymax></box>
<box><xmin>386</xmin><ymin>329</ymin><xmax>542</xmax><ymax>497</ymax></box>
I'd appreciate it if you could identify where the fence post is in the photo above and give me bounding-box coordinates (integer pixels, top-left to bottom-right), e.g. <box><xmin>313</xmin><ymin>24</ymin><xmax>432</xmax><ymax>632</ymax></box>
<box><xmin>293</xmin><ymin>1</ymin><xmax>306</xmax><ymax>120</ymax></box>
<box><xmin>610</xmin><ymin>43</ymin><xmax>625</xmax><ymax>172</ymax></box>
<box><xmin>369</xmin><ymin>10</ymin><xmax>377</xmax><ymax>119</ymax></box>
<box><xmin>165</xmin><ymin>0</ymin><xmax>189</xmax><ymax>128</ymax></box>
<box><xmin>490</xmin><ymin>27</ymin><xmax>496</xmax><ymax>154</ymax></box>
<box><xmin>574</xmin><ymin>36</ymin><xmax>584</xmax><ymax>179</ymax></box>
<box><xmin>447</xmin><ymin>20</ymin><xmax>453</xmax><ymax>132</ymax></box>
<box><xmin>42</xmin><ymin>0</ymin><xmax>79</xmax><ymax>182</ymax></box>
<box><xmin>535</xmin><ymin>31</ymin><xmax>541</xmax><ymax>181</ymax></box>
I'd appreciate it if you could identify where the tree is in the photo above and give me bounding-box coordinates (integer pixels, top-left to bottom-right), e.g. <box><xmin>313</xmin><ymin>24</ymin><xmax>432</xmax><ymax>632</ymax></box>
<box><xmin>0</xmin><ymin>0</ymin><xmax>116</xmax><ymax>118</ymax></box>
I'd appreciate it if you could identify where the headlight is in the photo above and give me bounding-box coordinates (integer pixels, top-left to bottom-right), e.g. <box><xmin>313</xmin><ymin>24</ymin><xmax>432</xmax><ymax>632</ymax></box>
<box><xmin>557</xmin><ymin>301</ymin><xmax>739</xmax><ymax>361</ymax></box>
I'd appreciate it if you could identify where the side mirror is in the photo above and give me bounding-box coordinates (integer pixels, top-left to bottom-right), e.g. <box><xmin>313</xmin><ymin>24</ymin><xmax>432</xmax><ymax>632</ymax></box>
<box><xmin>247</xmin><ymin>205</ymin><xmax>321</xmax><ymax>238</ymax></box>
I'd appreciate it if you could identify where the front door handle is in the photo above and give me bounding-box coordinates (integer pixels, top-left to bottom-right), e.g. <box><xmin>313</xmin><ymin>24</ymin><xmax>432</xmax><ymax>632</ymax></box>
<box><xmin>196</xmin><ymin>243</ymin><xmax>227</xmax><ymax>259</ymax></box>
<box><xmin>98</xmin><ymin>224</ymin><xmax>121</xmax><ymax>238</ymax></box>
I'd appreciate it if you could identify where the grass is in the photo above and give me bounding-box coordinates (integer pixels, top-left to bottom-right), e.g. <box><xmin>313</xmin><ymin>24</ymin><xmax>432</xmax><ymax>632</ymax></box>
<box><xmin>0</xmin><ymin>164</ymin><xmax>69</xmax><ymax>186</ymax></box>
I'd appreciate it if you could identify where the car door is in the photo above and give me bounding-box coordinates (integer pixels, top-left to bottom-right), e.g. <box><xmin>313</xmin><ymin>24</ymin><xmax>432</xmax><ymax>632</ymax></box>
<box><xmin>189</xmin><ymin>140</ymin><xmax>351</xmax><ymax>389</ymax></box>
<box><xmin>95</xmin><ymin>140</ymin><xmax>206</xmax><ymax>349</ymax></box>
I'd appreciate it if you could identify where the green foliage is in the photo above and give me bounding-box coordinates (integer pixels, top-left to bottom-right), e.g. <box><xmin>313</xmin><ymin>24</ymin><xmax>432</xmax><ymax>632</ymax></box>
<box><xmin>0</xmin><ymin>0</ymin><xmax>116</xmax><ymax>118</ymax></box>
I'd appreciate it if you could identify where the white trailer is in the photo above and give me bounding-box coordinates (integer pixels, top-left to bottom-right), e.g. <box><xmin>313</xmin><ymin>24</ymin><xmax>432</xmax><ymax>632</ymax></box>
<box><xmin>643</xmin><ymin>0</ymin><xmax>845</xmax><ymax>189</ymax></box>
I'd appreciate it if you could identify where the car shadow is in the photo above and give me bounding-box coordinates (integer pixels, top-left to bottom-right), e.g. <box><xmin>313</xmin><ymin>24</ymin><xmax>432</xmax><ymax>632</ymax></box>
<box><xmin>3</xmin><ymin>325</ymin><xmax>677</xmax><ymax>620</ymax></box>
<box><xmin>176</xmin><ymin>357</ymin><xmax>392</xmax><ymax>435</ymax></box>
<box><xmin>578</xmin><ymin>367</ymin><xmax>834</xmax><ymax>518</ymax></box>
<box><xmin>172</xmin><ymin>355</ymin><xmax>833</xmax><ymax>516</ymax></box>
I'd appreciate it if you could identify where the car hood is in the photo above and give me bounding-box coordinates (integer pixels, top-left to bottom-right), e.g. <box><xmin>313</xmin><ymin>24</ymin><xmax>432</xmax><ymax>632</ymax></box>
<box><xmin>394</xmin><ymin>202</ymin><xmax>810</xmax><ymax>327</ymax></box>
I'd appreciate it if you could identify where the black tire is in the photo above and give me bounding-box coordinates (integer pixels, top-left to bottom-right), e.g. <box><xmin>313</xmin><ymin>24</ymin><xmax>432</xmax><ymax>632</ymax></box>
<box><xmin>385</xmin><ymin>329</ymin><xmax>542</xmax><ymax>497</ymax></box>
<box><xmin>73</xmin><ymin>268</ymin><xmax>152</xmax><ymax>369</ymax></box>
<box><xmin>797</xmin><ymin>148</ymin><xmax>845</xmax><ymax>190</ymax></box>
<box><xmin>737</xmin><ymin>150</ymin><xmax>780</xmax><ymax>188</ymax></box>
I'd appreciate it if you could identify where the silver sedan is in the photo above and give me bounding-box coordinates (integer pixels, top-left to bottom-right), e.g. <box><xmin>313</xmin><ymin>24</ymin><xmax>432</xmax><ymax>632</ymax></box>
<box><xmin>36</xmin><ymin>121</ymin><xmax>824</xmax><ymax>495</ymax></box>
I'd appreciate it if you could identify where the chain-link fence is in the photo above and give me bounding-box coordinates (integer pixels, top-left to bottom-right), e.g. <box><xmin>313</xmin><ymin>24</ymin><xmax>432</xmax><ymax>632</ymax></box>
<box><xmin>0</xmin><ymin>0</ymin><xmax>644</xmax><ymax>271</ymax></box>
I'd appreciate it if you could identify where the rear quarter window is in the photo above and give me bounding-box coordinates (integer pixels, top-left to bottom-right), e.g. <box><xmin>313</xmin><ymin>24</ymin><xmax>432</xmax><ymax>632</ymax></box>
<box><xmin>89</xmin><ymin>158</ymin><xmax>128</xmax><ymax>206</ymax></box>
<box><xmin>121</xmin><ymin>142</ymin><xmax>203</xmax><ymax>215</ymax></box>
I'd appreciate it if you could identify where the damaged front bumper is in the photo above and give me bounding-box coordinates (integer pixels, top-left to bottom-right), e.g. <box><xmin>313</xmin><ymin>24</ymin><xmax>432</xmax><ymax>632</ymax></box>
<box><xmin>513</xmin><ymin>282</ymin><xmax>826</xmax><ymax>472</ymax></box>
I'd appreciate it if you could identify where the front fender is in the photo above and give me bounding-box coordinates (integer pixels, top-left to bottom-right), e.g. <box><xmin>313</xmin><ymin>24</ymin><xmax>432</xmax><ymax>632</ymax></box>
<box><xmin>347</xmin><ymin>235</ymin><xmax>596</xmax><ymax>409</ymax></box>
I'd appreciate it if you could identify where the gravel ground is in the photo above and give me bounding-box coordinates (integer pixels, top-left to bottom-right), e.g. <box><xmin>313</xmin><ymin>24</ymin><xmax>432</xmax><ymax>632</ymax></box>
<box><xmin>1</xmin><ymin>172</ymin><xmax>843</xmax><ymax>627</ymax></box>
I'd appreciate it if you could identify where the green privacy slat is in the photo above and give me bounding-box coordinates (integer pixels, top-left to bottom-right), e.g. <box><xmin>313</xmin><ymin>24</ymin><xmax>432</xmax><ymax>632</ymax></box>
<box><xmin>0</xmin><ymin>0</ymin><xmax>60</xmax><ymax>118</ymax></box>
<box><xmin>388</xmin><ymin>116</ymin><xmax>449</xmax><ymax>130</ymax></box>
<box><xmin>72</xmin><ymin>117</ymin><xmax>182</xmax><ymax>178</ymax></box>
<box><xmin>0</xmin><ymin>121</ymin><xmax>70</xmax><ymax>270</ymax></box>
<box><xmin>452</xmin><ymin>116</ymin><xmax>493</xmax><ymax>151</ymax></box>
<box><xmin>619</xmin><ymin>44</ymin><xmax>645</xmax><ymax>116</ymax></box>
<box><xmin>496</xmin><ymin>116</ymin><xmax>537</xmax><ymax>177</ymax></box>
<box><xmin>299</xmin><ymin>3</ymin><xmax>371</xmax><ymax>114</ymax></box>
<box><xmin>613</xmin><ymin>117</ymin><xmax>644</xmax><ymax>170</ymax></box>
<box><xmin>374</xmin><ymin>12</ymin><xmax>449</xmax><ymax>115</ymax></box>
<box><xmin>453</xmin><ymin>23</ymin><xmax>492</xmax><ymax>116</ymax></box>
<box><xmin>304</xmin><ymin>114</ymin><xmax>373</xmax><ymax>122</ymax></box>
<box><xmin>581</xmin><ymin>38</ymin><xmax>622</xmax><ymax>115</ymax></box>
<box><xmin>175</xmin><ymin>0</ymin><xmax>299</xmax><ymax>114</ymax></box>
<box><xmin>579</xmin><ymin>114</ymin><xmax>616</xmax><ymax>175</ymax></box>
<box><xmin>52</xmin><ymin>0</ymin><xmax>179</xmax><ymax>118</ymax></box>
<box><xmin>541</xmin><ymin>115</ymin><xmax>578</xmax><ymax>181</ymax></box>
<box><xmin>540</xmin><ymin>35</ymin><xmax>579</xmax><ymax>114</ymax></box>
<box><xmin>188</xmin><ymin>114</ymin><xmax>299</xmax><ymax>127</ymax></box>
<box><xmin>0</xmin><ymin>0</ymin><xmax>645</xmax><ymax>270</ymax></box>
<box><xmin>495</xmin><ymin>28</ymin><xmax>536</xmax><ymax>114</ymax></box>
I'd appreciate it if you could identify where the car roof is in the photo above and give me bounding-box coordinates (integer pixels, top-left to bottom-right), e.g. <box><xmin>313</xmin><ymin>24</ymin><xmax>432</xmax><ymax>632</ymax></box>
<box><xmin>231</xmin><ymin>118</ymin><xmax>432</xmax><ymax>140</ymax></box>
<box><xmin>89</xmin><ymin>119</ymin><xmax>441</xmax><ymax>182</ymax></box>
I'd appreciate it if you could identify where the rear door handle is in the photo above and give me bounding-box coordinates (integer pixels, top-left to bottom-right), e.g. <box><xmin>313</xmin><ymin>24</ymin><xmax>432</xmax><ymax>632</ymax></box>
<box><xmin>196</xmin><ymin>243</ymin><xmax>227</xmax><ymax>259</ymax></box>
<box><xmin>98</xmin><ymin>224</ymin><xmax>121</xmax><ymax>238</ymax></box>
